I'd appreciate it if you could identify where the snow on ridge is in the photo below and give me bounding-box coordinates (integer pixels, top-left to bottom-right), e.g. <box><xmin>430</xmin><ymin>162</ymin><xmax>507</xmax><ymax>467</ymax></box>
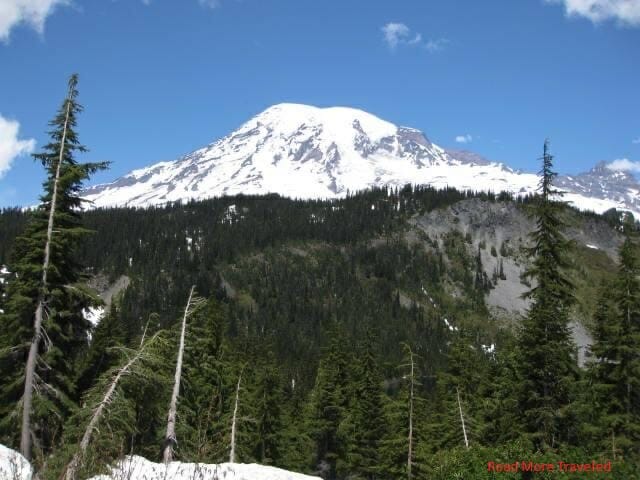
<box><xmin>88</xmin><ymin>455</ymin><xmax>321</xmax><ymax>480</ymax></box>
<box><xmin>79</xmin><ymin>103</ymin><xmax>640</xmax><ymax>217</ymax></box>
<box><xmin>255</xmin><ymin>103</ymin><xmax>397</xmax><ymax>141</ymax></box>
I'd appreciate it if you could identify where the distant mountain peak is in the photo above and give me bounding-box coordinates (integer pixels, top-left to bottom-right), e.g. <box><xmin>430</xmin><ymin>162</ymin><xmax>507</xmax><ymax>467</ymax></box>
<box><xmin>82</xmin><ymin>104</ymin><xmax>640</xmax><ymax>217</ymax></box>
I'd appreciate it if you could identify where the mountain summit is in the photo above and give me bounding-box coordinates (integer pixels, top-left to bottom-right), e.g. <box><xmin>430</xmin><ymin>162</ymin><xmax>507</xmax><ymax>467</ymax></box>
<box><xmin>82</xmin><ymin>103</ymin><xmax>640</xmax><ymax>216</ymax></box>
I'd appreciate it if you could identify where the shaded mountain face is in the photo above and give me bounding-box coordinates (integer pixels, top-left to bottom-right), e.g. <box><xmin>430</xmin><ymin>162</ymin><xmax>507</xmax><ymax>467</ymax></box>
<box><xmin>82</xmin><ymin>103</ymin><xmax>640</xmax><ymax>216</ymax></box>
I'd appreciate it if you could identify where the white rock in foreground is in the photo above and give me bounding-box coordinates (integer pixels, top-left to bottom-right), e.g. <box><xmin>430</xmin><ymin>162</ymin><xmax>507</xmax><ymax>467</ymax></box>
<box><xmin>89</xmin><ymin>455</ymin><xmax>321</xmax><ymax>480</ymax></box>
<box><xmin>0</xmin><ymin>444</ymin><xmax>32</xmax><ymax>480</ymax></box>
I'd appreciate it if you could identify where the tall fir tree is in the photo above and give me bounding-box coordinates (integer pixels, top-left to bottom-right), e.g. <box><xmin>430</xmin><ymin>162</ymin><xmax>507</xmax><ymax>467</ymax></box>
<box><xmin>587</xmin><ymin>236</ymin><xmax>640</xmax><ymax>460</ymax></box>
<box><xmin>610</xmin><ymin>236</ymin><xmax>640</xmax><ymax>458</ymax></box>
<box><xmin>516</xmin><ymin>140</ymin><xmax>578</xmax><ymax>450</ymax></box>
<box><xmin>0</xmin><ymin>74</ymin><xmax>108</xmax><ymax>460</ymax></box>
<box><xmin>306</xmin><ymin>327</ymin><xmax>350</xmax><ymax>479</ymax></box>
<box><xmin>251</xmin><ymin>354</ymin><xmax>285</xmax><ymax>465</ymax></box>
<box><xmin>346</xmin><ymin>331</ymin><xmax>385</xmax><ymax>480</ymax></box>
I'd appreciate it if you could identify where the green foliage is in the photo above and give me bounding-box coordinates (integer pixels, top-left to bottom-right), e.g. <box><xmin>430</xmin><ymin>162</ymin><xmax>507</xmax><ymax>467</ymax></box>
<box><xmin>0</xmin><ymin>75</ymin><xmax>108</xmax><ymax>456</ymax></box>
<box><xmin>516</xmin><ymin>141</ymin><xmax>579</xmax><ymax>450</ymax></box>
<box><xmin>585</xmin><ymin>236</ymin><xmax>640</xmax><ymax>461</ymax></box>
<box><xmin>306</xmin><ymin>327</ymin><xmax>351</xmax><ymax>478</ymax></box>
<box><xmin>431</xmin><ymin>331</ymin><xmax>489</xmax><ymax>450</ymax></box>
<box><xmin>345</xmin><ymin>332</ymin><xmax>385</xmax><ymax>479</ymax></box>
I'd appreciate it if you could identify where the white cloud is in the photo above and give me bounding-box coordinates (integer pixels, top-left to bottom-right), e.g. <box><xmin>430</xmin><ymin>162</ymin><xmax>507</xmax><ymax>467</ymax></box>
<box><xmin>425</xmin><ymin>38</ymin><xmax>449</xmax><ymax>52</ymax></box>
<box><xmin>0</xmin><ymin>0</ymin><xmax>71</xmax><ymax>42</ymax></box>
<box><xmin>381</xmin><ymin>22</ymin><xmax>447</xmax><ymax>52</ymax></box>
<box><xmin>545</xmin><ymin>0</ymin><xmax>640</xmax><ymax>26</ymax></box>
<box><xmin>606</xmin><ymin>158</ymin><xmax>640</xmax><ymax>172</ymax></box>
<box><xmin>198</xmin><ymin>0</ymin><xmax>221</xmax><ymax>8</ymax></box>
<box><xmin>141</xmin><ymin>0</ymin><xmax>221</xmax><ymax>8</ymax></box>
<box><xmin>382</xmin><ymin>22</ymin><xmax>411</xmax><ymax>49</ymax></box>
<box><xmin>633</xmin><ymin>137</ymin><xmax>640</xmax><ymax>144</ymax></box>
<box><xmin>455</xmin><ymin>134</ymin><xmax>473</xmax><ymax>144</ymax></box>
<box><xmin>0</xmin><ymin>115</ymin><xmax>35</xmax><ymax>179</ymax></box>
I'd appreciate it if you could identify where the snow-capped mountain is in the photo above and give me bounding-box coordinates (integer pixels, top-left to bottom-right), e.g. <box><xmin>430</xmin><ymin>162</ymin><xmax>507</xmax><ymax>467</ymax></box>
<box><xmin>82</xmin><ymin>103</ymin><xmax>640</xmax><ymax>217</ymax></box>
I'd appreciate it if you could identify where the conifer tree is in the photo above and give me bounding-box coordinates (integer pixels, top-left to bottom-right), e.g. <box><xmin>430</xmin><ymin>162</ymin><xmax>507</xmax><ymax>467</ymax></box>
<box><xmin>0</xmin><ymin>74</ymin><xmax>107</xmax><ymax>460</ymax></box>
<box><xmin>251</xmin><ymin>357</ymin><xmax>285</xmax><ymax>465</ymax></box>
<box><xmin>517</xmin><ymin>140</ymin><xmax>578</xmax><ymax>450</ymax></box>
<box><xmin>588</xmin><ymin>237</ymin><xmax>640</xmax><ymax>459</ymax></box>
<box><xmin>347</xmin><ymin>332</ymin><xmax>384</xmax><ymax>479</ymax></box>
<box><xmin>306</xmin><ymin>329</ymin><xmax>350</xmax><ymax>479</ymax></box>
<box><xmin>610</xmin><ymin>236</ymin><xmax>640</xmax><ymax>457</ymax></box>
<box><xmin>75</xmin><ymin>304</ymin><xmax>127</xmax><ymax>394</ymax></box>
<box><xmin>481</xmin><ymin>333</ymin><xmax>521</xmax><ymax>446</ymax></box>
<box><xmin>432</xmin><ymin>332</ymin><xmax>486</xmax><ymax>450</ymax></box>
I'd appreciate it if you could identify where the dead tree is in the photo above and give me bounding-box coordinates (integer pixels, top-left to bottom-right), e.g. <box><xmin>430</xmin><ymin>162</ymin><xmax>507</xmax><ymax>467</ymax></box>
<box><xmin>402</xmin><ymin>344</ymin><xmax>417</xmax><ymax>480</ymax></box>
<box><xmin>229</xmin><ymin>366</ymin><xmax>245</xmax><ymax>464</ymax></box>
<box><xmin>20</xmin><ymin>76</ymin><xmax>76</xmax><ymax>460</ymax></box>
<box><xmin>456</xmin><ymin>387</ymin><xmax>469</xmax><ymax>449</ymax></box>
<box><xmin>63</xmin><ymin>330</ymin><xmax>155</xmax><ymax>480</ymax></box>
<box><xmin>162</xmin><ymin>286</ymin><xmax>201</xmax><ymax>464</ymax></box>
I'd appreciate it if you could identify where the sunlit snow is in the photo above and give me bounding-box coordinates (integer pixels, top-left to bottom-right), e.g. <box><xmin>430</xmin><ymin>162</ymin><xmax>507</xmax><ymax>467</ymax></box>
<box><xmin>81</xmin><ymin>104</ymin><xmax>640</xmax><ymax>218</ymax></box>
<box><xmin>88</xmin><ymin>455</ymin><xmax>321</xmax><ymax>480</ymax></box>
<box><xmin>82</xmin><ymin>306</ymin><xmax>105</xmax><ymax>327</ymax></box>
<box><xmin>0</xmin><ymin>444</ymin><xmax>320</xmax><ymax>480</ymax></box>
<box><xmin>0</xmin><ymin>444</ymin><xmax>32</xmax><ymax>480</ymax></box>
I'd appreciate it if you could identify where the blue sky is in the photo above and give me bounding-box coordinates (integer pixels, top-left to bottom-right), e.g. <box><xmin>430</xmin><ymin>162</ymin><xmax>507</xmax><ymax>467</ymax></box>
<box><xmin>0</xmin><ymin>0</ymin><xmax>639</xmax><ymax>207</ymax></box>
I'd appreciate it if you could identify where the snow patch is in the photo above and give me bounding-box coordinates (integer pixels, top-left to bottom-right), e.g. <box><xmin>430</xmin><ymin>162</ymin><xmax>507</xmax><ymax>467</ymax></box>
<box><xmin>0</xmin><ymin>266</ymin><xmax>9</xmax><ymax>285</ymax></box>
<box><xmin>586</xmin><ymin>244</ymin><xmax>600</xmax><ymax>250</ymax></box>
<box><xmin>443</xmin><ymin>317</ymin><xmax>458</xmax><ymax>332</ymax></box>
<box><xmin>481</xmin><ymin>343</ymin><xmax>495</xmax><ymax>354</ymax></box>
<box><xmin>0</xmin><ymin>444</ymin><xmax>32</xmax><ymax>480</ymax></box>
<box><xmin>88</xmin><ymin>455</ymin><xmax>321</xmax><ymax>480</ymax></box>
<box><xmin>83</xmin><ymin>307</ymin><xmax>105</xmax><ymax>327</ymax></box>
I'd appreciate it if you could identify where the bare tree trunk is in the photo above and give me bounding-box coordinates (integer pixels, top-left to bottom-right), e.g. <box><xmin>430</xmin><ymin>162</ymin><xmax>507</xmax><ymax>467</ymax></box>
<box><xmin>457</xmin><ymin>387</ymin><xmax>469</xmax><ymax>449</ymax></box>
<box><xmin>229</xmin><ymin>367</ymin><xmax>244</xmax><ymax>464</ymax></box>
<box><xmin>162</xmin><ymin>286</ymin><xmax>196</xmax><ymax>464</ymax></box>
<box><xmin>63</xmin><ymin>330</ymin><xmax>152</xmax><ymax>480</ymax></box>
<box><xmin>20</xmin><ymin>83</ymin><xmax>74</xmax><ymax>461</ymax></box>
<box><xmin>407</xmin><ymin>346</ymin><xmax>414</xmax><ymax>480</ymax></box>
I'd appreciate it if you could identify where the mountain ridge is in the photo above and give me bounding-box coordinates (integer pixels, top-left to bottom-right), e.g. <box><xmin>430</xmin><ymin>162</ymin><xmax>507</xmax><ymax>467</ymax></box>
<box><xmin>82</xmin><ymin>103</ymin><xmax>640</xmax><ymax>217</ymax></box>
